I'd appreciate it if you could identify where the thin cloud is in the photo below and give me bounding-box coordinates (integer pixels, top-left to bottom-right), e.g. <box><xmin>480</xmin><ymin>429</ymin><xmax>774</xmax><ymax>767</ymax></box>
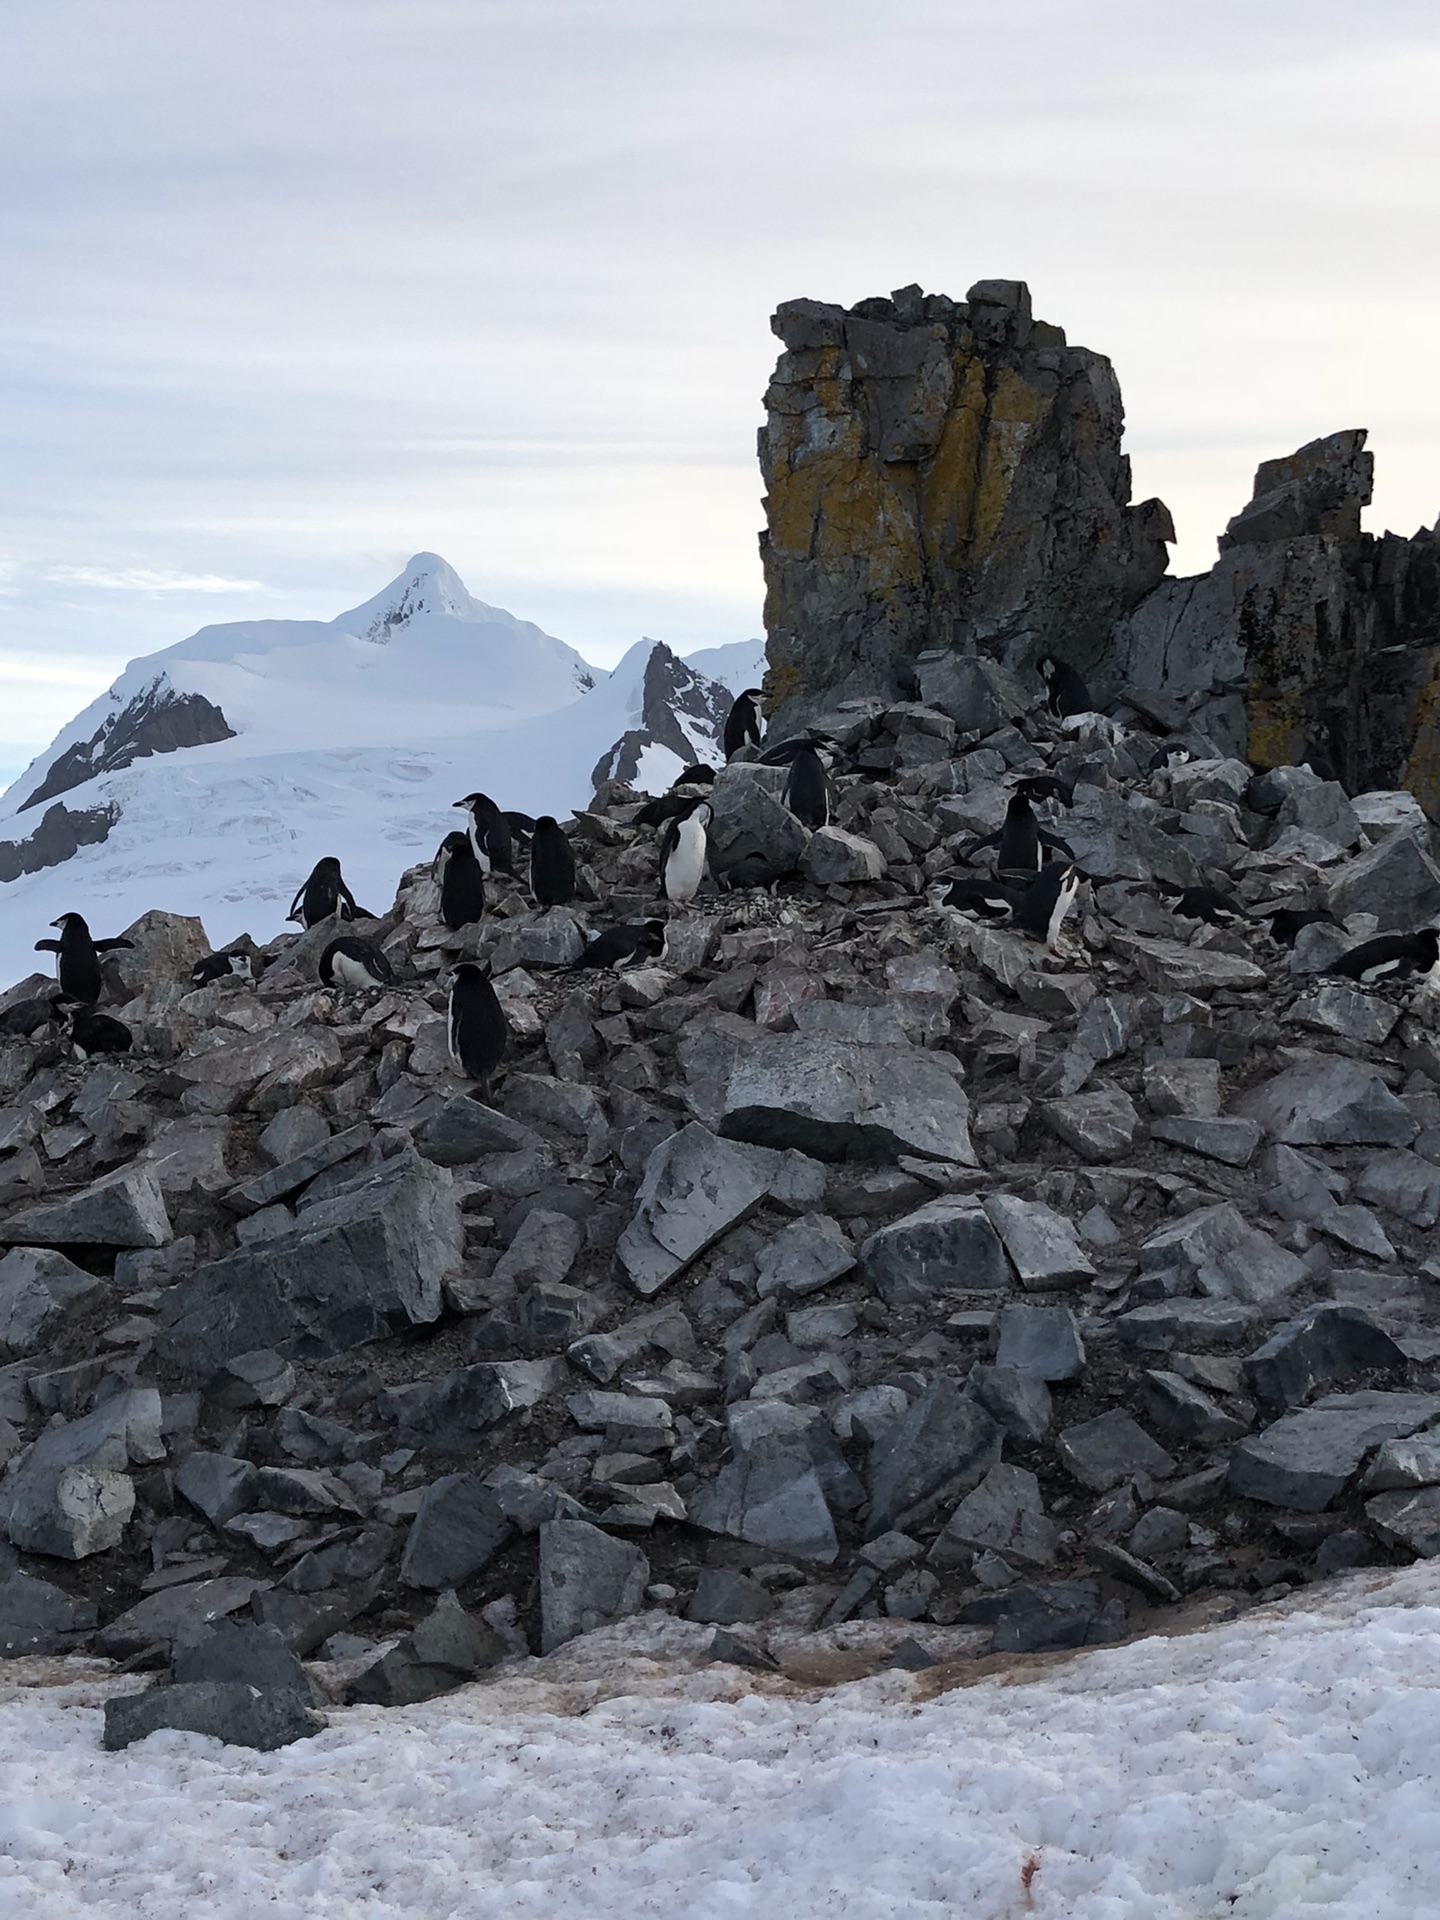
<box><xmin>46</xmin><ymin>566</ymin><xmax>264</xmax><ymax>594</ymax></box>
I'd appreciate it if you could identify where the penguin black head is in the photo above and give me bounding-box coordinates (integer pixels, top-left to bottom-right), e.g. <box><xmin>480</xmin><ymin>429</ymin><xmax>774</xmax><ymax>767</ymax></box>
<box><xmin>454</xmin><ymin>791</ymin><xmax>498</xmax><ymax>813</ymax></box>
<box><xmin>439</xmin><ymin>830</ymin><xmax>470</xmax><ymax>856</ymax></box>
<box><xmin>312</xmin><ymin>857</ymin><xmax>342</xmax><ymax>878</ymax></box>
<box><xmin>51</xmin><ymin>913</ymin><xmax>91</xmax><ymax>935</ymax></box>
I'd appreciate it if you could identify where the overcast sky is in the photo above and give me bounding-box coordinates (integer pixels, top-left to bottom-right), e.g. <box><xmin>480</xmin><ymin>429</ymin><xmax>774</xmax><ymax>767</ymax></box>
<box><xmin>4</xmin><ymin>0</ymin><xmax>1440</xmax><ymax>785</ymax></box>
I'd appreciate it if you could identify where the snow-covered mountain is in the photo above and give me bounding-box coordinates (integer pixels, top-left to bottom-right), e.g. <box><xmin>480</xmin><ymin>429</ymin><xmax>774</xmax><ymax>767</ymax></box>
<box><xmin>0</xmin><ymin>555</ymin><xmax>764</xmax><ymax>987</ymax></box>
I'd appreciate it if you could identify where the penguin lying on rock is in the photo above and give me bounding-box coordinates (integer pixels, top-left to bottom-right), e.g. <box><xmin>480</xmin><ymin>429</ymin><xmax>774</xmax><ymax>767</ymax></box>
<box><xmin>319</xmin><ymin>937</ymin><xmax>394</xmax><ymax>991</ymax></box>
<box><xmin>191</xmin><ymin>951</ymin><xmax>253</xmax><ymax>989</ymax></box>
<box><xmin>34</xmin><ymin>913</ymin><xmax>134</xmax><ymax>1005</ymax></box>
<box><xmin>941</xmin><ymin>877</ymin><xmax>1024</xmax><ymax>921</ymax></box>
<box><xmin>570</xmin><ymin>921</ymin><xmax>667</xmax><ymax>970</ymax></box>
<box><xmin>1155</xmin><ymin>881</ymin><xmax>1243</xmax><ymax>926</ymax></box>
<box><xmin>1267</xmin><ymin>907</ymin><xmax>1341</xmax><ymax>948</ymax></box>
<box><xmin>1324</xmin><ymin>928</ymin><xmax>1440</xmax><ymax>984</ymax></box>
<box><xmin>64</xmin><ymin>1007</ymin><xmax>132</xmax><ymax>1058</ymax></box>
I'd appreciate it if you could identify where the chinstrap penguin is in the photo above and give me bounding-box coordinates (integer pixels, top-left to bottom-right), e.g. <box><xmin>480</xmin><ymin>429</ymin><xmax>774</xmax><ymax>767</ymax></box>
<box><xmin>448</xmin><ymin>960</ymin><xmax>509</xmax><ymax>1096</ymax></box>
<box><xmin>1266</xmin><ymin>907</ymin><xmax>1341</xmax><ymax>947</ymax></box>
<box><xmin>1156</xmin><ymin>882</ymin><xmax>1243</xmax><ymax>926</ymax></box>
<box><xmin>722</xmin><ymin>688</ymin><xmax>765</xmax><ymax>760</ymax></box>
<box><xmin>1036</xmin><ymin>654</ymin><xmax>1093</xmax><ymax>719</ymax></box>
<box><xmin>319</xmin><ymin>937</ymin><xmax>395</xmax><ymax>990</ymax></box>
<box><xmin>964</xmin><ymin>795</ymin><xmax>1072</xmax><ymax>882</ymax></box>
<box><xmin>452</xmin><ymin>793</ymin><xmax>514</xmax><ymax>876</ymax></box>
<box><xmin>1324</xmin><ymin>928</ymin><xmax>1440</xmax><ymax>984</ymax></box>
<box><xmin>782</xmin><ymin>744</ymin><xmax>832</xmax><ymax>830</ymax></box>
<box><xmin>1012</xmin><ymin>774</ymin><xmax>1076</xmax><ymax>809</ymax></box>
<box><xmin>1011</xmin><ymin>863</ymin><xmax>1083</xmax><ymax>948</ymax></box>
<box><xmin>529</xmin><ymin>816</ymin><xmax>577</xmax><ymax>909</ymax></box>
<box><xmin>570</xmin><ymin>921</ymin><xmax>667</xmax><ymax>970</ymax></box>
<box><xmin>658</xmin><ymin>801</ymin><xmax>712</xmax><ymax>905</ymax></box>
<box><xmin>288</xmin><ymin>858</ymin><xmax>367</xmax><ymax>929</ymax></box>
<box><xmin>34</xmin><ymin>913</ymin><xmax>133</xmax><ymax>1005</ymax></box>
<box><xmin>191</xmin><ymin>951</ymin><xmax>253</xmax><ymax>989</ymax></box>
<box><xmin>435</xmin><ymin>830</ymin><xmax>487</xmax><ymax>931</ymax></box>
<box><xmin>65</xmin><ymin>1007</ymin><xmax>132</xmax><ymax>1059</ymax></box>
<box><xmin>941</xmin><ymin>876</ymin><xmax>1023</xmax><ymax>921</ymax></box>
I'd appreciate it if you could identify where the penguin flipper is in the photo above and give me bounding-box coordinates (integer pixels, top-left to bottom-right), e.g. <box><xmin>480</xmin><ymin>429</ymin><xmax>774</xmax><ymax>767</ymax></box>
<box><xmin>94</xmin><ymin>938</ymin><xmax>135</xmax><ymax>952</ymax></box>
<box><xmin>34</xmin><ymin>940</ymin><xmax>61</xmax><ymax>953</ymax></box>
<box><xmin>959</xmin><ymin>832</ymin><xmax>1001</xmax><ymax>862</ymax></box>
<box><xmin>1037</xmin><ymin>831</ymin><xmax>1074</xmax><ymax>858</ymax></box>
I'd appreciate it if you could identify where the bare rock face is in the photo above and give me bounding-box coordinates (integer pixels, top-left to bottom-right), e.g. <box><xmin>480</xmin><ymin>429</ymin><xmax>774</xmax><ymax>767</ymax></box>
<box><xmin>759</xmin><ymin>279</ymin><xmax>1173</xmax><ymax>730</ymax></box>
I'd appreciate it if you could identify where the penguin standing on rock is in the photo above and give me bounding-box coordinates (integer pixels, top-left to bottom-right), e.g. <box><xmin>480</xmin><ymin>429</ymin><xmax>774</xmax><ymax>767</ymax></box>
<box><xmin>658</xmin><ymin>802</ymin><xmax>712</xmax><ymax>906</ymax></box>
<box><xmin>64</xmin><ymin>1007</ymin><xmax>132</xmax><ymax>1059</ymax></box>
<box><xmin>722</xmin><ymin>689</ymin><xmax>765</xmax><ymax>759</ymax></box>
<box><xmin>34</xmin><ymin>913</ymin><xmax>133</xmax><ymax>1005</ymax></box>
<box><xmin>1036</xmin><ymin>654</ymin><xmax>1094</xmax><ymax>719</ymax></box>
<box><xmin>318</xmin><ymin>936</ymin><xmax>394</xmax><ymax>990</ymax></box>
<box><xmin>1011</xmin><ymin>863</ymin><xmax>1084</xmax><ymax>950</ymax></box>
<box><xmin>435</xmin><ymin>831</ymin><xmax>486</xmax><ymax>931</ymax></box>
<box><xmin>288</xmin><ymin>858</ymin><xmax>366</xmax><ymax>929</ymax></box>
<box><xmin>782</xmin><ymin>744</ymin><xmax>832</xmax><ymax>830</ymax></box>
<box><xmin>529</xmin><ymin>816</ymin><xmax>577</xmax><ymax>909</ymax></box>
<box><xmin>453</xmin><ymin>793</ymin><xmax>514</xmax><ymax>876</ymax></box>
<box><xmin>963</xmin><ymin>796</ymin><xmax>1072</xmax><ymax>884</ymax></box>
<box><xmin>448</xmin><ymin>961</ymin><xmax>509</xmax><ymax>1098</ymax></box>
<box><xmin>1324</xmin><ymin>928</ymin><xmax>1440</xmax><ymax>985</ymax></box>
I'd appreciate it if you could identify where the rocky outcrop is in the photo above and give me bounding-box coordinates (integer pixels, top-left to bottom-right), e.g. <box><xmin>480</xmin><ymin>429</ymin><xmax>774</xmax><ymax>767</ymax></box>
<box><xmin>0</xmin><ymin>802</ymin><xmax>116</xmax><ymax>882</ymax></box>
<box><xmin>759</xmin><ymin>279</ymin><xmax>1173</xmax><ymax>730</ymax></box>
<box><xmin>19</xmin><ymin>675</ymin><xmax>235</xmax><ymax>811</ymax></box>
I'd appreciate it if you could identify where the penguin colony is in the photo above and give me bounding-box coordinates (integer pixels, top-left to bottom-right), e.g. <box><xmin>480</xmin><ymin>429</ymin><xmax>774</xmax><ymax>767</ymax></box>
<box><xmin>17</xmin><ymin>656</ymin><xmax>1440</xmax><ymax>1685</ymax></box>
<box><xmin>25</xmin><ymin>670</ymin><xmax>1440</xmax><ymax>1097</ymax></box>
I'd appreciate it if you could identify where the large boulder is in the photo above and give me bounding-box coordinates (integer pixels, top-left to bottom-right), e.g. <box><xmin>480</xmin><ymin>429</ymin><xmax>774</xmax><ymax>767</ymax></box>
<box><xmin>0</xmin><ymin>1248</ymin><xmax>105</xmax><ymax>1357</ymax></box>
<box><xmin>538</xmin><ymin>1519</ymin><xmax>650</xmax><ymax>1652</ymax></box>
<box><xmin>0</xmin><ymin>1166</ymin><xmax>171</xmax><ymax>1250</ymax></box>
<box><xmin>1234</xmin><ymin>1056</ymin><xmax>1417</xmax><ymax>1149</ymax></box>
<box><xmin>689</xmin><ymin>1400</ymin><xmax>846</xmax><ymax>1564</ymax></box>
<box><xmin>5</xmin><ymin>1388</ymin><xmax>163</xmax><ymax>1559</ymax></box>
<box><xmin>617</xmin><ymin>1123</ymin><xmax>775</xmax><ymax>1296</ymax></box>
<box><xmin>721</xmin><ymin>1034</ymin><xmax>976</xmax><ymax>1163</ymax></box>
<box><xmin>155</xmin><ymin>1151</ymin><xmax>460</xmax><ymax>1378</ymax></box>
<box><xmin>1228</xmin><ymin>1391</ymin><xmax>1440</xmax><ymax>1511</ymax></box>
<box><xmin>860</xmin><ymin>1198</ymin><xmax>1008</xmax><ymax>1303</ymax></box>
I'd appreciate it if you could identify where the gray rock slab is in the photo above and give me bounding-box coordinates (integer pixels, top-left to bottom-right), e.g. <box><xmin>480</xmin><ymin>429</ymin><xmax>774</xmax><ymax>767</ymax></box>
<box><xmin>1235</xmin><ymin>1055</ymin><xmax>1417</xmax><ymax>1149</ymax></box>
<box><xmin>1056</xmin><ymin>1409</ymin><xmax>1176</xmax><ymax>1491</ymax></box>
<box><xmin>1109</xmin><ymin>933</ymin><xmax>1265</xmax><ymax>994</ymax></box>
<box><xmin>176</xmin><ymin>1452</ymin><xmax>258</xmax><ymax>1527</ymax></box>
<box><xmin>983</xmin><ymin>1194</ymin><xmax>1096</xmax><ymax>1290</ymax></box>
<box><xmin>1140</xmin><ymin>1202</ymin><xmax>1306</xmax><ymax>1306</ymax></box>
<box><xmin>1113</xmin><ymin>1298</ymin><xmax>1261</xmax><ymax>1352</ymax></box>
<box><xmin>492</xmin><ymin>1208</ymin><xmax>583</xmax><ymax>1291</ymax></box>
<box><xmin>0</xmin><ymin>1248</ymin><xmax>105</xmax><ymax>1359</ymax></box>
<box><xmin>930</xmin><ymin>1462</ymin><xmax>1059</xmax><ymax>1570</ymax></box>
<box><xmin>860</xmin><ymin>1197</ymin><xmax>1008</xmax><ymax>1303</ymax></box>
<box><xmin>155</xmin><ymin>1150</ymin><xmax>460</xmax><ymax>1378</ymax></box>
<box><xmin>257</xmin><ymin>1104</ymin><xmax>330</xmax><ymax>1167</ymax></box>
<box><xmin>915</xmin><ymin>651</ymin><xmax>1032</xmax><ymax>732</ymax></box>
<box><xmin>96</xmin><ymin>1576</ymin><xmax>267</xmax><ymax>1657</ymax></box>
<box><xmin>1142</xmin><ymin>1058</ymin><xmax>1222</xmax><ymax>1118</ymax></box>
<box><xmin>230</xmin><ymin>1124</ymin><xmax>371</xmax><ymax>1212</ymax></box>
<box><xmin>684</xmin><ymin>1568</ymin><xmax>774</xmax><ymax>1625</ymax></box>
<box><xmin>689</xmin><ymin>1400</ymin><xmax>841</xmax><ymax>1564</ymax></box>
<box><xmin>1326</xmin><ymin>830</ymin><xmax>1440</xmax><ymax>932</ymax></box>
<box><xmin>867</xmin><ymin>1375</ymin><xmax>1000</xmax><ymax>1535</ymax></box>
<box><xmin>538</xmin><ymin>1518</ymin><xmax>650</xmax><ymax>1652</ymax></box>
<box><xmin>1365</xmin><ymin>1487</ymin><xmax>1440</xmax><ymax>1556</ymax></box>
<box><xmin>993</xmin><ymin>1302</ymin><xmax>1085</xmax><ymax>1382</ymax></box>
<box><xmin>1286</xmin><ymin>984</ymin><xmax>1400</xmax><ymax>1045</ymax></box>
<box><xmin>1137</xmin><ymin>1370</ymin><xmax>1246</xmax><ymax>1446</ymax></box>
<box><xmin>389</xmin><ymin>1357</ymin><xmax>566</xmax><ymax>1454</ymax></box>
<box><xmin>6</xmin><ymin>1388</ymin><xmax>161</xmax><ymax>1559</ymax></box>
<box><xmin>0</xmin><ymin>1569</ymin><xmax>97</xmax><ymax>1655</ymax></box>
<box><xmin>172</xmin><ymin>1620</ymin><xmax>318</xmax><ymax>1703</ymax></box>
<box><xmin>968</xmin><ymin>1365</ymin><xmax>1053</xmax><ymax>1444</ymax></box>
<box><xmin>800</xmin><ymin>826</ymin><xmax>886</xmax><ymax>885</ymax></box>
<box><xmin>415</xmin><ymin>1098</ymin><xmax>538</xmax><ymax>1167</ymax></box>
<box><xmin>721</xmin><ymin>1033</ymin><xmax>976</xmax><ymax>1165</ymax></box>
<box><xmin>1362</xmin><ymin>1435</ymin><xmax>1440</xmax><ymax>1491</ymax></box>
<box><xmin>755</xmin><ymin>1213</ymin><xmax>855</xmax><ymax>1299</ymax></box>
<box><xmin>1356</xmin><ymin>1150</ymin><xmax>1440</xmax><ymax>1229</ymax></box>
<box><xmin>1039</xmin><ymin>1085</ymin><xmax>1140</xmax><ymax>1163</ymax></box>
<box><xmin>348</xmin><ymin>1589</ymin><xmax>509</xmax><ymax>1704</ymax></box>
<box><xmin>707</xmin><ymin>764</ymin><xmax>811</xmax><ymax>882</ymax></box>
<box><xmin>103</xmin><ymin>1681</ymin><xmax>325</xmax><ymax>1752</ymax></box>
<box><xmin>1148</xmin><ymin>1117</ymin><xmax>1263</xmax><ymax>1167</ymax></box>
<box><xmin>0</xmin><ymin>1165</ymin><xmax>171</xmax><ymax>1249</ymax></box>
<box><xmin>617</xmin><ymin>1123</ymin><xmax>773</xmax><ymax>1296</ymax></box>
<box><xmin>1228</xmin><ymin>1391</ymin><xmax>1440</xmax><ymax>1511</ymax></box>
<box><xmin>1242</xmin><ymin>1303</ymin><xmax>1406</xmax><ymax>1409</ymax></box>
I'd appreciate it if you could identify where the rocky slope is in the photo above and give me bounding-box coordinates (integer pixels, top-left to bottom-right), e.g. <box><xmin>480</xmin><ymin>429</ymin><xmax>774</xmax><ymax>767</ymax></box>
<box><xmin>759</xmin><ymin>282</ymin><xmax>1440</xmax><ymax>813</ymax></box>
<box><xmin>5</xmin><ymin>678</ymin><xmax>1440</xmax><ymax>1741</ymax></box>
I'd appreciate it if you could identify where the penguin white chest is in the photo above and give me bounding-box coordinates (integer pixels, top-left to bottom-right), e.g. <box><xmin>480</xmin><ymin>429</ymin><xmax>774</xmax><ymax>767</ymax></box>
<box><xmin>664</xmin><ymin>819</ymin><xmax>707</xmax><ymax>901</ymax></box>
<box><xmin>331</xmin><ymin>951</ymin><xmax>377</xmax><ymax>989</ymax></box>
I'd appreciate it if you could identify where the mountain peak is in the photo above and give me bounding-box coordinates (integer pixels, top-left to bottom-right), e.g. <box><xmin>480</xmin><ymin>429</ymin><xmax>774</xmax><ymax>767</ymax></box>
<box><xmin>334</xmin><ymin>552</ymin><xmax>481</xmax><ymax>644</ymax></box>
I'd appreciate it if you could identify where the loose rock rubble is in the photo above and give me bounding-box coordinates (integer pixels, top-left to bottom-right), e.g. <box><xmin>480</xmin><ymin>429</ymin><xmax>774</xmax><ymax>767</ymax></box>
<box><xmin>6</xmin><ymin>687</ymin><xmax>1440</xmax><ymax>1744</ymax></box>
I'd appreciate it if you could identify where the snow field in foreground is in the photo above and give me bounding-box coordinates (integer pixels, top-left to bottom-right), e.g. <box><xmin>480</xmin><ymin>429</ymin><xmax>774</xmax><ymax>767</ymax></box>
<box><xmin>2</xmin><ymin>1566</ymin><xmax>1439</xmax><ymax>1920</ymax></box>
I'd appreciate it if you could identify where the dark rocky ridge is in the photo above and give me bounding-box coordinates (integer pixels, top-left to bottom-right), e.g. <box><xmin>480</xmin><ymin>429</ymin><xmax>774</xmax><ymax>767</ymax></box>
<box><xmin>5</xmin><ymin>684</ymin><xmax>1440</xmax><ymax>1726</ymax></box>
<box><xmin>19</xmin><ymin>677</ymin><xmax>235</xmax><ymax>812</ymax></box>
<box><xmin>0</xmin><ymin>802</ymin><xmax>116</xmax><ymax>882</ymax></box>
<box><xmin>760</xmin><ymin>282</ymin><xmax>1440</xmax><ymax>815</ymax></box>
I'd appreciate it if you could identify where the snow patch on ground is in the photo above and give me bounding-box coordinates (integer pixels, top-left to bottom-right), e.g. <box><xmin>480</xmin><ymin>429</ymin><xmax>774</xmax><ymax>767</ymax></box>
<box><xmin>2</xmin><ymin>1565</ymin><xmax>1439</xmax><ymax>1916</ymax></box>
